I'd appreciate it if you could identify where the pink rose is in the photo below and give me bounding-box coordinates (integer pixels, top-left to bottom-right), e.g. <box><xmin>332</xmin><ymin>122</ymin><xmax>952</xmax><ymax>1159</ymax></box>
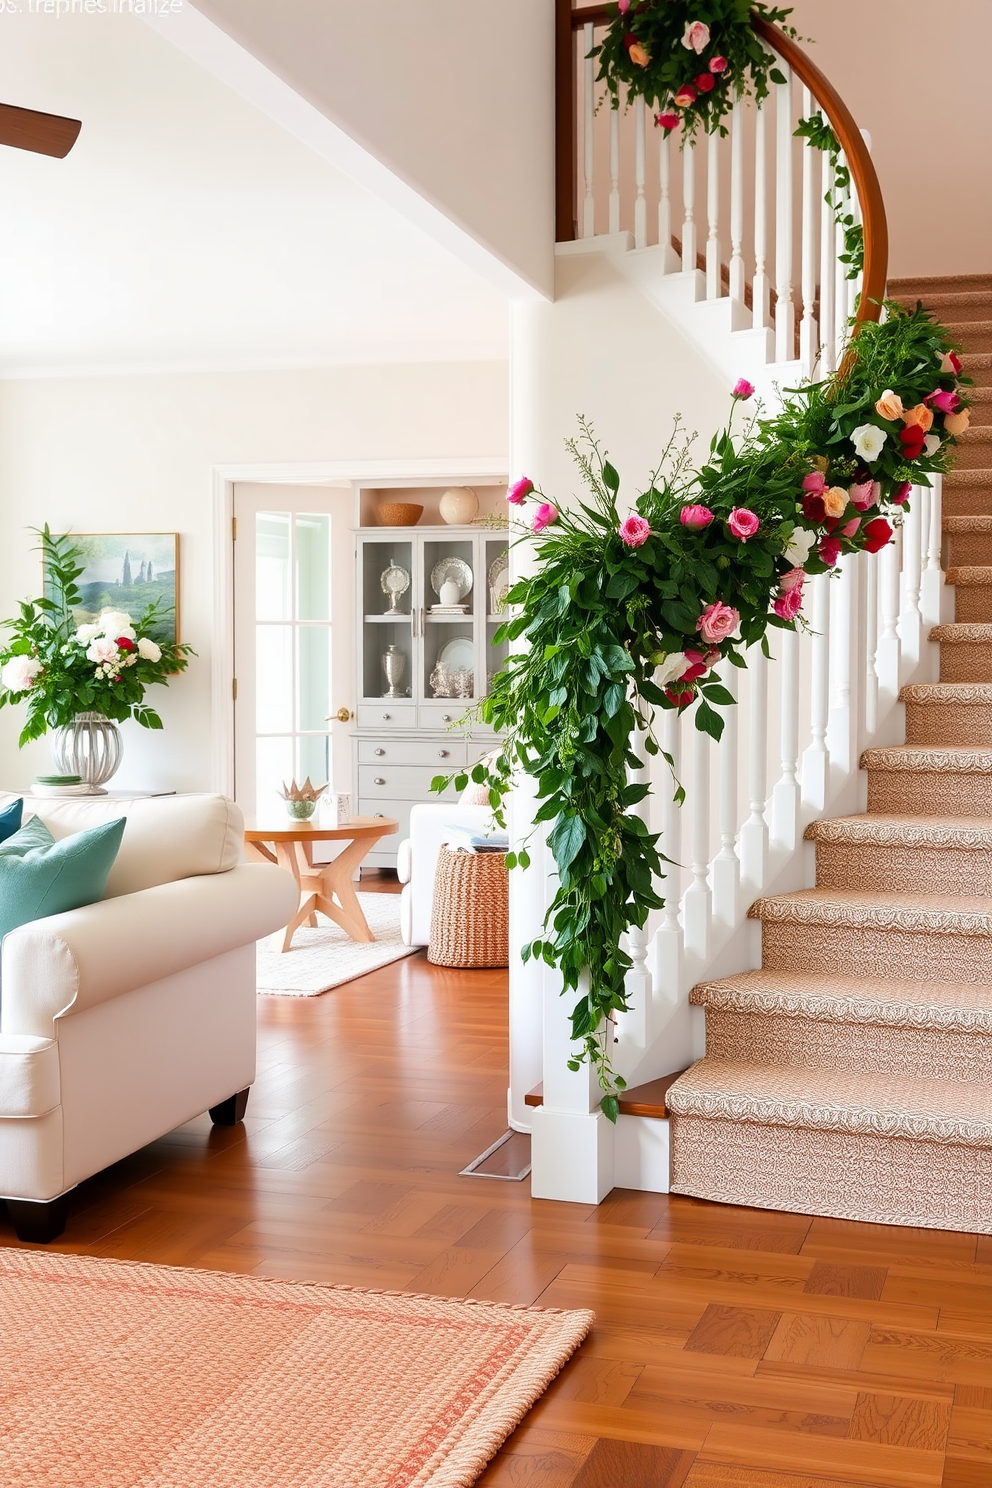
<box><xmin>680</xmin><ymin>503</ymin><xmax>714</xmax><ymax>530</ymax></box>
<box><xmin>681</xmin><ymin>19</ymin><xmax>710</xmax><ymax>52</ymax></box>
<box><xmin>696</xmin><ymin>601</ymin><xmax>739</xmax><ymax>644</ymax></box>
<box><xmin>940</xmin><ymin>351</ymin><xmax>962</xmax><ymax>375</ymax></box>
<box><xmin>732</xmin><ymin>377</ymin><xmax>755</xmax><ymax>399</ymax></box>
<box><xmin>619</xmin><ymin>514</ymin><xmax>651</xmax><ymax>547</ymax></box>
<box><xmin>507</xmin><ymin>476</ymin><xmax>533</xmax><ymax>505</ymax></box>
<box><xmin>709</xmin><ymin>55</ymin><xmax>728</xmax><ymax>72</ymax></box>
<box><xmin>728</xmin><ymin>507</ymin><xmax>760</xmax><ymax>541</ymax></box>
<box><xmin>779</xmin><ymin>567</ymin><xmax>805</xmax><ymax>592</ymax></box>
<box><xmin>655</xmin><ymin>112</ymin><xmax>679</xmax><ymax>131</ymax></box>
<box><xmin>927</xmin><ymin>388</ymin><xmax>961</xmax><ymax>414</ymax></box>
<box><xmin>773</xmin><ymin>585</ymin><xmax>803</xmax><ymax>621</ymax></box>
<box><xmin>802</xmin><ymin>471</ymin><xmax>827</xmax><ymax>495</ymax></box>
<box><xmin>618</xmin><ymin>0</ymin><xmax>630</xmax><ymax>10</ymax></box>
<box><xmin>674</xmin><ymin>84</ymin><xmax>697</xmax><ymax>107</ymax></box>
<box><xmin>532</xmin><ymin>502</ymin><xmax>558</xmax><ymax>533</ymax></box>
<box><xmin>841</xmin><ymin>516</ymin><xmax>861</xmax><ymax>538</ymax></box>
<box><xmin>891</xmin><ymin>481</ymin><xmax>911</xmax><ymax>505</ymax></box>
<box><xmin>695</xmin><ymin>72</ymin><xmax>715</xmax><ymax>92</ymax></box>
<box><xmin>819</xmin><ymin>536</ymin><xmax>842</xmax><ymax>567</ymax></box>
<box><xmin>680</xmin><ymin>648</ymin><xmax>709</xmax><ymax>682</ymax></box>
<box><xmin>849</xmin><ymin>481</ymin><xmax>874</xmax><ymax>510</ymax></box>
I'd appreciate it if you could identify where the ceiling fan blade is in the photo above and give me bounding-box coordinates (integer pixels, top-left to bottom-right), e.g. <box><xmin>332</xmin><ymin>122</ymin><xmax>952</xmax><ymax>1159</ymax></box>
<box><xmin>0</xmin><ymin>103</ymin><xmax>81</xmax><ymax>159</ymax></box>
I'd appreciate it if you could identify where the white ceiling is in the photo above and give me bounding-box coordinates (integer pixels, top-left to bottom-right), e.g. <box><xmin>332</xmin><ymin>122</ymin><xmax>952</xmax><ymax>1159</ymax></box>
<box><xmin>0</xmin><ymin>10</ymin><xmax>510</xmax><ymax>377</ymax></box>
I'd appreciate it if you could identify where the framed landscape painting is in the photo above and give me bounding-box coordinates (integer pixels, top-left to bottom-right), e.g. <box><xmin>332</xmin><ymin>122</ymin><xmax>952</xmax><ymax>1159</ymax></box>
<box><xmin>53</xmin><ymin>533</ymin><xmax>180</xmax><ymax>646</ymax></box>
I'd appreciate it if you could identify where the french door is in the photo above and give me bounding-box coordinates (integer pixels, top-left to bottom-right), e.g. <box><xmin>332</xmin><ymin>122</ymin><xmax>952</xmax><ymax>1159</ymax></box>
<box><xmin>232</xmin><ymin>483</ymin><xmax>354</xmax><ymax>821</ymax></box>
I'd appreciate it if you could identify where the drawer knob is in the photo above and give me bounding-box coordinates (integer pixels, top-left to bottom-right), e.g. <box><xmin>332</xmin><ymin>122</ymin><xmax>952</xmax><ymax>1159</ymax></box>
<box><xmin>374</xmin><ymin>777</ymin><xmax>386</xmax><ymax>786</ymax></box>
<box><xmin>374</xmin><ymin>748</ymin><xmax>385</xmax><ymax>757</ymax></box>
<box><xmin>438</xmin><ymin>749</ymin><xmax>449</xmax><ymax>759</ymax></box>
<box><xmin>382</xmin><ymin>712</ymin><xmax>390</xmax><ymax>720</ymax></box>
<box><xmin>442</xmin><ymin>713</ymin><xmax>452</xmax><ymax>722</ymax></box>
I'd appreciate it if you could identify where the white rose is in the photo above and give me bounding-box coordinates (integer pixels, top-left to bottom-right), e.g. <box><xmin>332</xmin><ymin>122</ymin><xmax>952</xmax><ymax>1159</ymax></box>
<box><xmin>136</xmin><ymin>636</ymin><xmax>162</xmax><ymax>663</ymax></box>
<box><xmin>923</xmin><ymin>434</ymin><xmax>941</xmax><ymax>459</ymax></box>
<box><xmin>1</xmin><ymin>655</ymin><xmax>42</xmax><ymax>693</ymax></box>
<box><xmin>783</xmin><ymin>527</ymin><xmax>816</xmax><ymax>566</ymax></box>
<box><xmin>851</xmin><ymin>423</ymin><xmax>887</xmax><ymax>463</ymax></box>
<box><xmin>654</xmin><ymin>652</ymin><xmax>689</xmax><ymax>686</ymax></box>
<box><xmin>87</xmin><ymin>636</ymin><xmax>119</xmax><ymax>665</ymax></box>
<box><xmin>98</xmin><ymin>610</ymin><xmax>135</xmax><ymax>639</ymax></box>
<box><xmin>75</xmin><ymin>623</ymin><xmax>101</xmax><ymax>644</ymax></box>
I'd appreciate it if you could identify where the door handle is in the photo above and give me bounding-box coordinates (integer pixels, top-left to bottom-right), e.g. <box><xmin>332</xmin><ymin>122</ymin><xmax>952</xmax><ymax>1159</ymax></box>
<box><xmin>328</xmin><ymin>707</ymin><xmax>354</xmax><ymax>722</ymax></box>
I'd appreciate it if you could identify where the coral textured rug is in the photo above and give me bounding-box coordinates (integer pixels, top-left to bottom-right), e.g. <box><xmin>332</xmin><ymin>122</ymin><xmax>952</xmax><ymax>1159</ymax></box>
<box><xmin>0</xmin><ymin>1251</ymin><xmax>592</xmax><ymax>1487</ymax></box>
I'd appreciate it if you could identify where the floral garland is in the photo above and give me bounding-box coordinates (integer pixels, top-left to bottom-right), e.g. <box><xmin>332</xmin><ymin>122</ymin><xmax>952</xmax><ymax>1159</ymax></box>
<box><xmin>592</xmin><ymin>0</ymin><xmax>797</xmax><ymax>143</ymax></box>
<box><xmin>0</xmin><ymin>528</ymin><xmax>192</xmax><ymax>744</ymax></box>
<box><xmin>446</xmin><ymin>304</ymin><xmax>970</xmax><ymax>1119</ymax></box>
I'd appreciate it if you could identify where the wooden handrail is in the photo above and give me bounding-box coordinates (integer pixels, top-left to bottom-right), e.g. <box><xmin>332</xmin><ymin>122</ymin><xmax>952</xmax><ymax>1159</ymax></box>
<box><xmin>556</xmin><ymin>5</ymin><xmax>888</xmax><ymax>330</ymax></box>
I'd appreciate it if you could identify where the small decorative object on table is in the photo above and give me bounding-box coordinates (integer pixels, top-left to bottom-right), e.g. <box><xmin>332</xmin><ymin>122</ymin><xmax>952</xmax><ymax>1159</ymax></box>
<box><xmin>438</xmin><ymin>487</ymin><xmax>478</xmax><ymax>525</ymax></box>
<box><xmin>278</xmin><ymin>777</ymin><xmax>326</xmax><ymax>821</ymax></box>
<box><xmin>0</xmin><ymin>527</ymin><xmax>193</xmax><ymax>793</ymax></box>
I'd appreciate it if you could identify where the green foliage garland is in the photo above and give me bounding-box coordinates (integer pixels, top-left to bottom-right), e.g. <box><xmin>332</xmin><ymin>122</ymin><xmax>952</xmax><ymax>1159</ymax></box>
<box><xmin>450</xmin><ymin>305</ymin><xmax>970</xmax><ymax>1119</ymax></box>
<box><xmin>794</xmin><ymin>115</ymin><xmax>864</xmax><ymax>280</ymax></box>
<box><xmin>0</xmin><ymin>527</ymin><xmax>193</xmax><ymax>744</ymax></box>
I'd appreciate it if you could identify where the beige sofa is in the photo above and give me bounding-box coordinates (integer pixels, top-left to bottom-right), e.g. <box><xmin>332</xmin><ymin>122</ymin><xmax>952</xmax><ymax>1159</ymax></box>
<box><xmin>0</xmin><ymin>792</ymin><xmax>296</xmax><ymax>1242</ymax></box>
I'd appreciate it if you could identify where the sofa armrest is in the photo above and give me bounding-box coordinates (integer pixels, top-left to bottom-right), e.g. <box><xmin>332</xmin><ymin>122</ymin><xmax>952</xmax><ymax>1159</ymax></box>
<box><xmin>1</xmin><ymin>862</ymin><xmax>298</xmax><ymax>1038</ymax></box>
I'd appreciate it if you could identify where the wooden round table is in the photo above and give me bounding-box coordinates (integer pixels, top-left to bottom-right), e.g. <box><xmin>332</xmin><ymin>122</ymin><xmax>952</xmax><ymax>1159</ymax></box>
<box><xmin>244</xmin><ymin>816</ymin><xmax>399</xmax><ymax>953</ymax></box>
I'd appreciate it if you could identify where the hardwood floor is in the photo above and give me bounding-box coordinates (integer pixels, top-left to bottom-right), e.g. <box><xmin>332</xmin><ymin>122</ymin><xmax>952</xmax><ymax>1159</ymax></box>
<box><xmin>7</xmin><ymin>938</ymin><xmax>990</xmax><ymax>1488</ymax></box>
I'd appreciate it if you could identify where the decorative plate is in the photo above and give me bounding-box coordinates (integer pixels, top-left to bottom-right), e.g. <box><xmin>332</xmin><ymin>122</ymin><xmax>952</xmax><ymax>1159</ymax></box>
<box><xmin>380</xmin><ymin>563</ymin><xmax>410</xmax><ymax>606</ymax></box>
<box><xmin>430</xmin><ymin>556</ymin><xmax>473</xmax><ymax>601</ymax></box>
<box><xmin>438</xmin><ymin>636</ymin><xmax>475</xmax><ymax>673</ymax></box>
<box><xmin>488</xmin><ymin>553</ymin><xmax>510</xmax><ymax>612</ymax></box>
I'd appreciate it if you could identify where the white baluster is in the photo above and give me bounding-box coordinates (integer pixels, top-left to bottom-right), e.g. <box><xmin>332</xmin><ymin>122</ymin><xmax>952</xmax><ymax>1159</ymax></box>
<box><xmin>826</xmin><ymin>554</ymin><xmax>856</xmax><ymax>782</ymax></box>
<box><xmin>682</xmin><ymin>721</ymin><xmax>711</xmax><ymax>959</ymax></box>
<box><xmin>818</xmin><ymin>141</ymin><xmax>834</xmax><ymax>375</ymax></box>
<box><xmin>899</xmin><ymin>496</ymin><xmax>923</xmax><ymax>675</ymax></box>
<box><xmin>582</xmin><ymin>22</ymin><xmax>595</xmax><ymax>239</ymax></box>
<box><xmin>739</xmin><ymin>646</ymin><xmax>769</xmax><ymax>892</ymax></box>
<box><xmin>712</xmin><ymin>662</ymin><xmax>740</xmax><ymax>929</ymax></box>
<box><xmin>752</xmin><ymin>103</ymin><xmax>769</xmax><ymax>326</ymax></box>
<box><xmin>652</xmin><ymin>710</ymin><xmax>683</xmax><ymax>1004</ymax></box>
<box><xmin>771</xmin><ymin>627</ymin><xmax>801</xmax><ymax>853</ymax></box>
<box><xmin>706</xmin><ymin>131</ymin><xmax>720</xmax><ymax>299</ymax></box>
<box><xmin>876</xmin><ymin>529</ymin><xmax>902</xmax><ymax>713</ymax></box>
<box><xmin>658</xmin><ymin>128</ymin><xmax>675</xmax><ymax>268</ymax></box>
<box><xmin>774</xmin><ymin>67</ymin><xmax>795</xmax><ymax>363</ymax></box>
<box><xmin>799</xmin><ymin>85</ymin><xmax>817</xmax><ymax>375</ymax></box>
<box><xmin>922</xmin><ymin>477</ymin><xmax>947</xmax><ymax>629</ymax></box>
<box><xmin>864</xmin><ymin>550</ymin><xmax>879</xmax><ymax>739</ymax></box>
<box><xmin>609</xmin><ymin>109</ymin><xmax>620</xmax><ymax>235</ymax></box>
<box><xmin>801</xmin><ymin>571</ymin><xmax>830</xmax><ymax>812</ymax></box>
<box><xmin>729</xmin><ymin>99</ymin><xmax>746</xmax><ymax>328</ymax></box>
<box><xmin>682</xmin><ymin>140</ymin><xmax>697</xmax><ymax>274</ymax></box>
<box><xmin>634</xmin><ymin>97</ymin><xmax>647</xmax><ymax>248</ymax></box>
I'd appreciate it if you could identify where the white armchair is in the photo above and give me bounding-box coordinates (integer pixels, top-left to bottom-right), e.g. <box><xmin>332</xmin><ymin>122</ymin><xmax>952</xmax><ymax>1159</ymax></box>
<box><xmin>0</xmin><ymin>792</ymin><xmax>296</xmax><ymax>1242</ymax></box>
<box><xmin>397</xmin><ymin>803</ymin><xmax>499</xmax><ymax>947</ymax></box>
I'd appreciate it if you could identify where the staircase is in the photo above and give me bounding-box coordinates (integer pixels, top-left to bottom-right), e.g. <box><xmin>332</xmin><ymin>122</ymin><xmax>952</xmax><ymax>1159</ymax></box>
<box><xmin>667</xmin><ymin>274</ymin><xmax>992</xmax><ymax>1233</ymax></box>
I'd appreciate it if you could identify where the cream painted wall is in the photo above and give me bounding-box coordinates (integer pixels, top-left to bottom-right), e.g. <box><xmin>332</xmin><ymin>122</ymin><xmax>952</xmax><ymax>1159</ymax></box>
<box><xmin>790</xmin><ymin>0</ymin><xmax>992</xmax><ymax>278</ymax></box>
<box><xmin>0</xmin><ymin>362</ymin><xmax>508</xmax><ymax>794</ymax></box>
<box><xmin>187</xmin><ymin>0</ymin><xmax>555</xmax><ymax>299</ymax></box>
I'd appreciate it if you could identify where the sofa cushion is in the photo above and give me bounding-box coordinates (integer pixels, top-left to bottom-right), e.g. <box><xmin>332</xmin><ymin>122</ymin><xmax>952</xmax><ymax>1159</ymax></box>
<box><xmin>0</xmin><ymin>798</ymin><xmax>22</xmax><ymax>844</ymax></box>
<box><xmin>0</xmin><ymin>815</ymin><xmax>125</xmax><ymax>944</ymax></box>
<box><xmin>0</xmin><ymin>794</ymin><xmax>244</xmax><ymax>898</ymax></box>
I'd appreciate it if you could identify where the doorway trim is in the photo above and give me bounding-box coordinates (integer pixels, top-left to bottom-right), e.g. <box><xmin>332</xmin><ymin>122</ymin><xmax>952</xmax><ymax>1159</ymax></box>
<box><xmin>209</xmin><ymin>457</ymin><xmax>509</xmax><ymax>797</ymax></box>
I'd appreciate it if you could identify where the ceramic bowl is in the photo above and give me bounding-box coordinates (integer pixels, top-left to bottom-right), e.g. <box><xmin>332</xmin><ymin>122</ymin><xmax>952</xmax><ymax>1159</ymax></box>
<box><xmin>377</xmin><ymin>503</ymin><xmax>423</xmax><ymax>527</ymax></box>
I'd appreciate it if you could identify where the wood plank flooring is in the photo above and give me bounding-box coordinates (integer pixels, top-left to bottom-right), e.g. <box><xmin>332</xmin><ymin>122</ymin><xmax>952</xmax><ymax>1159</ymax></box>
<box><xmin>5</xmin><ymin>916</ymin><xmax>989</xmax><ymax>1487</ymax></box>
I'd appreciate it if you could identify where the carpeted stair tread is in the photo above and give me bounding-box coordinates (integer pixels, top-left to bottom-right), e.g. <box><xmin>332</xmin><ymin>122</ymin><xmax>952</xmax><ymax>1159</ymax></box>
<box><xmin>889</xmin><ymin>273</ymin><xmax>992</xmax><ymax>294</ymax></box>
<box><xmin>862</xmin><ymin>743</ymin><xmax>992</xmax><ymax>772</ymax></box>
<box><xmin>899</xmin><ymin>681</ymin><xmax>992</xmax><ymax>703</ymax></box>
<box><xmin>943</xmin><ymin>516</ymin><xmax>992</xmax><ymax>532</ymax></box>
<box><xmin>945</xmin><ymin>469</ymin><xmax>992</xmax><ymax>488</ymax></box>
<box><xmin>944</xmin><ymin>566</ymin><xmax>992</xmax><ymax>585</ymax></box>
<box><xmin>805</xmin><ymin>812</ymin><xmax>992</xmax><ymax>851</ymax></box>
<box><xmin>666</xmin><ymin>1059</ymin><xmax>992</xmax><ymax>1148</ymax></box>
<box><xmin>690</xmin><ymin>969</ymin><xmax>992</xmax><ymax>1032</ymax></box>
<box><xmin>930</xmin><ymin>623</ymin><xmax>992</xmax><ymax>643</ymax></box>
<box><xmin>748</xmin><ymin>886</ymin><xmax>992</xmax><ymax>937</ymax></box>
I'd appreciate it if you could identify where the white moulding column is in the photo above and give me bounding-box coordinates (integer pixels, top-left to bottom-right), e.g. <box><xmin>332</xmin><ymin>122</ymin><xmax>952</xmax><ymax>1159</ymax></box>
<box><xmin>530</xmin><ymin>967</ymin><xmax>616</xmax><ymax>1204</ymax></box>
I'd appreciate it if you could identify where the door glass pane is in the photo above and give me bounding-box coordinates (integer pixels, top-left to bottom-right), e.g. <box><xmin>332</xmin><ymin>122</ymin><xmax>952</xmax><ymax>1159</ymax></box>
<box><xmin>298</xmin><ymin>734</ymin><xmax>330</xmax><ymax>789</ymax></box>
<box><xmin>255</xmin><ymin>735</ymin><xmax>294</xmax><ymax>819</ymax></box>
<box><xmin>297</xmin><ymin>626</ymin><xmax>330</xmax><ymax>731</ymax></box>
<box><xmin>256</xmin><ymin>513</ymin><xmax>292</xmax><ymax>621</ymax></box>
<box><xmin>296</xmin><ymin>513</ymin><xmax>331</xmax><ymax>621</ymax></box>
<box><xmin>256</xmin><ymin>626</ymin><xmax>293</xmax><ymax>733</ymax></box>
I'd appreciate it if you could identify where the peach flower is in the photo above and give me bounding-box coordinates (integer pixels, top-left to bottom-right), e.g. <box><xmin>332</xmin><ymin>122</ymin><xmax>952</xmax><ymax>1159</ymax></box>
<box><xmin>944</xmin><ymin>408</ymin><xmax>971</xmax><ymax>436</ymax></box>
<box><xmin>823</xmin><ymin>486</ymin><xmax>848</xmax><ymax>519</ymax></box>
<box><xmin>874</xmin><ymin>389</ymin><xmax>904</xmax><ymax>420</ymax></box>
<box><xmin>628</xmin><ymin>42</ymin><xmax>650</xmax><ymax>66</ymax></box>
<box><xmin>901</xmin><ymin>403</ymin><xmax>934</xmax><ymax>432</ymax></box>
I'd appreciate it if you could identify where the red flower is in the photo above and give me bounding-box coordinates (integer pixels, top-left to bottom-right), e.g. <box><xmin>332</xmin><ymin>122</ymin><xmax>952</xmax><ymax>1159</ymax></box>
<box><xmin>819</xmin><ymin>536</ymin><xmax>842</xmax><ymax>567</ymax></box>
<box><xmin>116</xmin><ymin>636</ymin><xmax>136</xmax><ymax>653</ymax></box>
<box><xmin>899</xmin><ymin>424</ymin><xmax>926</xmax><ymax>461</ymax></box>
<box><xmin>862</xmin><ymin>517</ymin><xmax>893</xmax><ymax>553</ymax></box>
<box><xmin>695</xmin><ymin>72</ymin><xmax>715</xmax><ymax>92</ymax></box>
<box><xmin>655</xmin><ymin>112</ymin><xmax>679</xmax><ymax>131</ymax></box>
<box><xmin>679</xmin><ymin>649</ymin><xmax>709</xmax><ymax>683</ymax></box>
<box><xmin>802</xmin><ymin>494</ymin><xmax>827</xmax><ymax>523</ymax></box>
<box><xmin>891</xmin><ymin>480</ymin><xmax>911</xmax><ymax>505</ymax></box>
<box><xmin>665</xmin><ymin>685</ymin><xmax>694</xmax><ymax>708</ymax></box>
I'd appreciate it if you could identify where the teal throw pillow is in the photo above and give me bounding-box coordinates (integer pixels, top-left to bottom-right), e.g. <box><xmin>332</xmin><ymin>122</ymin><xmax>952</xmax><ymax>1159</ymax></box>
<box><xmin>0</xmin><ymin>799</ymin><xmax>22</xmax><ymax>844</ymax></box>
<box><xmin>0</xmin><ymin>814</ymin><xmax>126</xmax><ymax>946</ymax></box>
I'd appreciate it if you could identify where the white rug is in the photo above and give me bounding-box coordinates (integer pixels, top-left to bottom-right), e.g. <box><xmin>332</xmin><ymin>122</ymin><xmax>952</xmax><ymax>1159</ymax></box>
<box><xmin>256</xmin><ymin>892</ymin><xmax>417</xmax><ymax>996</ymax></box>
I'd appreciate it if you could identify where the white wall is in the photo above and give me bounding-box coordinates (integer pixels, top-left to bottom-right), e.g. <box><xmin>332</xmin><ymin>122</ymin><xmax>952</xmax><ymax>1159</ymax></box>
<box><xmin>0</xmin><ymin>361</ymin><xmax>508</xmax><ymax>794</ymax></box>
<box><xmin>186</xmin><ymin>0</ymin><xmax>556</xmax><ymax>299</ymax></box>
<box><xmin>789</xmin><ymin>0</ymin><xmax>992</xmax><ymax>279</ymax></box>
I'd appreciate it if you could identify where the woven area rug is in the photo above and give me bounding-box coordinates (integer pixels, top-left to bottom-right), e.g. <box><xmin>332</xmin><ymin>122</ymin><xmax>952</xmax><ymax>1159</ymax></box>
<box><xmin>0</xmin><ymin>1251</ymin><xmax>592</xmax><ymax>1487</ymax></box>
<box><xmin>257</xmin><ymin>891</ymin><xmax>417</xmax><ymax>996</ymax></box>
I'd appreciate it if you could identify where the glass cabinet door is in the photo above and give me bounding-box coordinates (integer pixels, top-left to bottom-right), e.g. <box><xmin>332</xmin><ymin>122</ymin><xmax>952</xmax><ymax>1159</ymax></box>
<box><xmin>484</xmin><ymin>536</ymin><xmax>511</xmax><ymax>696</ymax></box>
<box><xmin>360</xmin><ymin>539</ymin><xmax>414</xmax><ymax>701</ymax></box>
<box><xmin>421</xmin><ymin>536</ymin><xmax>476</xmax><ymax>703</ymax></box>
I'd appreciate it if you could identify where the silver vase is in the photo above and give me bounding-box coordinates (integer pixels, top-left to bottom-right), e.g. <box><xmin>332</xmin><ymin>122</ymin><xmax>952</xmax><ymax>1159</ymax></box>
<box><xmin>52</xmin><ymin>712</ymin><xmax>123</xmax><ymax>794</ymax></box>
<box><xmin>382</xmin><ymin>644</ymin><xmax>406</xmax><ymax>699</ymax></box>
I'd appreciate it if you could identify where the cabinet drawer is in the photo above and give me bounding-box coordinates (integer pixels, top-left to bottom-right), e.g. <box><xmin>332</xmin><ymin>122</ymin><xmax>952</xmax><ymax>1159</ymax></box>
<box><xmin>419</xmin><ymin>700</ymin><xmax>473</xmax><ymax>732</ymax></box>
<box><xmin>357</xmin><ymin>702</ymin><xmax>417</xmax><ymax>730</ymax></box>
<box><xmin>356</xmin><ymin>799</ymin><xmax>411</xmax><ymax>853</ymax></box>
<box><xmin>358</xmin><ymin>765</ymin><xmax>459</xmax><ymax>801</ymax></box>
<box><xmin>357</xmin><ymin>738</ymin><xmax>467</xmax><ymax>768</ymax></box>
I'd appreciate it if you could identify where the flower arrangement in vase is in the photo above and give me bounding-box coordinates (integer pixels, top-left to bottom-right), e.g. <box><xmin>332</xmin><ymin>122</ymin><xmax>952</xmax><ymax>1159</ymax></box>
<box><xmin>278</xmin><ymin>778</ymin><xmax>327</xmax><ymax>820</ymax></box>
<box><xmin>0</xmin><ymin>527</ymin><xmax>193</xmax><ymax>788</ymax></box>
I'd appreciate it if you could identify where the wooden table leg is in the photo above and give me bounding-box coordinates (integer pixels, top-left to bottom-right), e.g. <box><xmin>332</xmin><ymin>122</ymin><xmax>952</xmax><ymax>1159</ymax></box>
<box><xmin>273</xmin><ymin>841</ymin><xmax>315</xmax><ymax>952</ymax></box>
<box><xmin>301</xmin><ymin>830</ymin><xmax>391</xmax><ymax>944</ymax></box>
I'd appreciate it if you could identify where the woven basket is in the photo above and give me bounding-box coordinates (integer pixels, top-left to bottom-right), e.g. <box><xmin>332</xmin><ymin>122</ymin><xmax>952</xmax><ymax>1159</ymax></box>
<box><xmin>428</xmin><ymin>847</ymin><xmax>509</xmax><ymax>969</ymax></box>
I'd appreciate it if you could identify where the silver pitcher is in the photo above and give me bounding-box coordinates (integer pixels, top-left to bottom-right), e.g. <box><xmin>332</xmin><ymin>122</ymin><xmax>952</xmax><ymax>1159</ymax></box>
<box><xmin>382</xmin><ymin>644</ymin><xmax>406</xmax><ymax>699</ymax></box>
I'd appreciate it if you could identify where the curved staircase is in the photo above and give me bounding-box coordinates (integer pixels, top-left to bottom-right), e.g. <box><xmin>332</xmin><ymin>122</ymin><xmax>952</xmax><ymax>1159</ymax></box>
<box><xmin>668</xmin><ymin>273</ymin><xmax>992</xmax><ymax>1234</ymax></box>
